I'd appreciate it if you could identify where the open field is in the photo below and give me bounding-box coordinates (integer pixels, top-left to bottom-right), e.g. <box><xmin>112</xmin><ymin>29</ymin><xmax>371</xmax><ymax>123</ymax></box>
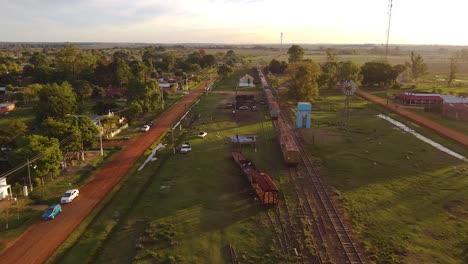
<box><xmin>53</xmin><ymin>91</ymin><xmax>296</xmax><ymax>263</ymax></box>
<box><xmin>296</xmin><ymin>88</ymin><xmax>467</xmax><ymax>263</ymax></box>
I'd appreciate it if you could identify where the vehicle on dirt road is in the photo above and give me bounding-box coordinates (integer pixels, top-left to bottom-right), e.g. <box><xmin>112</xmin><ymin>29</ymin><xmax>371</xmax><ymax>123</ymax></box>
<box><xmin>61</xmin><ymin>189</ymin><xmax>79</xmax><ymax>204</ymax></box>
<box><xmin>238</xmin><ymin>105</ymin><xmax>249</xmax><ymax>110</ymax></box>
<box><xmin>146</xmin><ymin>121</ymin><xmax>154</xmax><ymax>127</ymax></box>
<box><xmin>42</xmin><ymin>204</ymin><xmax>62</xmax><ymax>220</ymax></box>
<box><xmin>141</xmin><ymin>125</ymin><xmax>150</xmax><ymax>132</ymax></box>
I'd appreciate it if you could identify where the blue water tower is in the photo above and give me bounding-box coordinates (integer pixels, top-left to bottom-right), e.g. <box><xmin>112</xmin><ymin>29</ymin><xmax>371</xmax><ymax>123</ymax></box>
<box><xmin>296</xmin><ymin>102</ymin><xmax>311</xmax><ymax>128</ymax></box>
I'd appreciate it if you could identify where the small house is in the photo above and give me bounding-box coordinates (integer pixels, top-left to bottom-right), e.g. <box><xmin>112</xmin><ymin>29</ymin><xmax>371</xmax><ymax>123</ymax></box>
<box><xmin>105</xmin><ymin>88</ymin><xmax>127</xmax><ymax>98</ymax></box>
<box><xmin>0</xmin><ymin>177</ymin><xmax>12</xmax><ymax>200</ymax></box>
<box><xmin>239</xmin><ymin>74</ymin><xmax>255</xmax><ymax>87</ymax></box>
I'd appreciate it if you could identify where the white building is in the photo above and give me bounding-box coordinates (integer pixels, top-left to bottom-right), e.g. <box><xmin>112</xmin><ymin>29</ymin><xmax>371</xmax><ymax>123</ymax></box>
<box><xmin>440</xmin><ymin>95</ymin><xmax>468</xmax><ymax>104</ymax></box>
<box><xmin>239</xmin><ymin>74</ymin><xmax>255</xmax><ymax>87</ymax></box>
<box><xmin>0</xmin><ymin>177</ymin><xmax>12</xmax><ymax>200</ymax></box>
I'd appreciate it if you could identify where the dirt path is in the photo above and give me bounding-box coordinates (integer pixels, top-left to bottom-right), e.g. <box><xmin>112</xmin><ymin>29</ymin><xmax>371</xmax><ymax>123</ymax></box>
<box><xmin>357</xmin><ymin>90</ymin><xmax>468</xmax><ymax>148</ymax></box>
<box><xmin>0</xmin><ymin>74</ymin><xmax>217</xmax><ymax>264</ymax></box>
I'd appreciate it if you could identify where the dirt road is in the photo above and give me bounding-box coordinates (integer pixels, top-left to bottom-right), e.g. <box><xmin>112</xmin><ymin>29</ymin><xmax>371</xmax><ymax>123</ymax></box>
<box><xmin>0</xmin><ymin>75</ymin><xmax>217</xmax><ymax>264</ymax></box>
<box><xmin>357</xmin><ymin>90</ymin><xmax>468</xmax><ymax>148</ymax></box>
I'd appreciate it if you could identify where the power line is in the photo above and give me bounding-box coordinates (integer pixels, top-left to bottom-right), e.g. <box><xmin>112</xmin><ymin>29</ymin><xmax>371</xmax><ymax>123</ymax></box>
<box><xmin>0</xmin><ymin>133</ymin><xmax>77</xmax><ymax>179</ymax></box>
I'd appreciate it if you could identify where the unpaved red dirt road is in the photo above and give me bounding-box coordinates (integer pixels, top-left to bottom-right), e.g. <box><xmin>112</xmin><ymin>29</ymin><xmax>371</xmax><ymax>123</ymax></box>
<box><xmin>0</xmin><ymin>75</ymin><xmax>217</xmax><ymax>264</ymax></box>
<box><xmin>357</xmin><ymin>90</ymin><xmax>468</xmax><ymax>148</ymax></box>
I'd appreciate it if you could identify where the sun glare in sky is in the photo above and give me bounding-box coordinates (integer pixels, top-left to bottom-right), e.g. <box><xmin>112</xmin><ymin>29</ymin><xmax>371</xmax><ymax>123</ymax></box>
<box><xmin>1</xmin><ymin>0</ymin><xmax>466</xmax><ymax>45</ymax></box>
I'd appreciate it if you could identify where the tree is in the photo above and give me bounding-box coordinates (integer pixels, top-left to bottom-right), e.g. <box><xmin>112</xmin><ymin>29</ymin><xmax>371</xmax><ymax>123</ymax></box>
<box><xmin>217</xmin><ymin>65</ymin><xmax>233</xmax><ymax>79</ymax></box>
<box><xmin>29</xmin><ymin>52</ymin><xmax>50</xmax><ymax>68</ymax></box>
<box><xmin>288</xmin><ymin>61</ymin><xmax>321</xmax><ymax>102</ymax></box>
<box><xmin>199</xmin><ymin>49</ymin><xmax>207</xmax><ymax>57</ymax></box>
<box><xmin>336</xmin><ymin>61</ymin><xmax>362</xmax><ymax>84</ymax></box>
<box><xmin>41</xmin><ymin>117</ymin><xmax>80</xmax><ymax>152</ymax></box>
<box><xmin>325</xmin><ymin>48</ymin><xmax>337</xmax><ymax>62</ymax></box>
<box><xmin>74</xmin><ymin>80</ymin><xmax>94</xmax><ymax>102</ymax></box>
<box><xmin>127</xmin><ymin>78</ymin><xmax>161</xmax><ymax>112</ymax></box>
<box><xmin>112</xmin><ymin>58</ymin><xmax>132</xmax><ymax>87</ymax></box>
<box><xmin>22</xmin><ymin>83</ymin><xmax>43</xmax><ymax>103</ymax></box>
<box><xmin>287</xmin><ymin>45</ymin><xmax>305</xmax><ymax>63</ymax></box>
<box><xmin>0</xmin><ymin>121</ymin><xmax>28</xmax><ymax>148</ymax></box>
<box><xmin>406</xmin><ymin>52</ymin><xmax>428</xmax><ymax>81</ymax></box>
<box><xmin>55</xmin><ymin>44</ymin><xmax>96</xmax><ymax>81</ymax></box>
<box><xmin>122</xmin><ymin>101</ymin><xmax>143</xmax><ymax>124</ymax></box>
<box><xmin>9</xmin><ymin>135</ymin><xmax>62</xmax><ymax>179</ymax></box>
<box><xmin>36</xmin><ymin>82</ymin><xmax>78</xmax><ymax>121</ymax></box>
<box><xmin>360</xmin><ymin>62</ymin><xmax>398</xmax><ymax>87</ymax></box>
<box><xmin>201</xmin><ymin>54</ymin><xmax>216</xmax><ymax>68</ymax></box>
<box><xmin>268</xmin><ymin>59</ymin><xmax>288</xmax><ymax>74</ymax></box>
<box><xmin>447</xmin><ymin>56</ymin><xmax>459</xmax><ymax>87</ymax></box>
<box><xmin>318</xmin><ymin>62</ymin><xmax>337</xmax><ymax>89</ymax></box>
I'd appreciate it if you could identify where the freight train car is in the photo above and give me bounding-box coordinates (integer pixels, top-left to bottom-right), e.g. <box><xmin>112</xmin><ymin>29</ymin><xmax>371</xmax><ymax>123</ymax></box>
<box><xmin>258</xmin><ymin>68</ymin><xmax>280</xmax><ymax>119</ymax></box>
<box><xmin>275</xmin><ymin>118</ymin><xmax>300</xmax><ymax>166</ymax></box>
<box><xmin>264</xmin><ymin>89</ymin><xmax>280</xmax><ymax>119</ymax></box>
<box><xmin>232</xmin><ymin>151</ymin><xmax>279</xmax><ymax>206</ymax></box>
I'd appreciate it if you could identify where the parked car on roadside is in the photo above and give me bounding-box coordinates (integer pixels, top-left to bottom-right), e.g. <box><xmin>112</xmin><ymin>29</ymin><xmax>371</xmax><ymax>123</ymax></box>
<box><xmin>198</xmin><ymin>131</ymin><xmax>207</xmax><ymax>138</ymax></box>
<box><xmin>42</xmin><ymin>204</ymin><xmax>62</xmax><ymax>220</ymax></box>
<box><xmin>238</xmin><ymin>105</ymin><xmax>249</xmax><ymax>110</ymax></box>
<box><xmin>141</xmin><ymin>125</ymin><xmax>150</xmax><ymax>132</ymax></box>
<box><xmin>61</xmin><ymin>189</ymin><xmax>79</xmax><ymax>204</ymax></box>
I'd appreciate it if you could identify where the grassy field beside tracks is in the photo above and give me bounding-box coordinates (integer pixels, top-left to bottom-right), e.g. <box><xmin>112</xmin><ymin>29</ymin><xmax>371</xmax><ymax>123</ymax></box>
<box><xmin>53</xmin><ymin>86</ymin><xmax>295</xmax><ymax>263</ymax></box>
<box><xmin>299</xmin><ymin>88</ymin><xmax>467</xmax><ymax>263</ymax></box>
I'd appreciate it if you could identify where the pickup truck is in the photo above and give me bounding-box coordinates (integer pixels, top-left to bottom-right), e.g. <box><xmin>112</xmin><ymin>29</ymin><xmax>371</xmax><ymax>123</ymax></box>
<box><xmin>180</xmin><ymin>143</ymin><xmax>192</xmax><ymax>154</ymax></box>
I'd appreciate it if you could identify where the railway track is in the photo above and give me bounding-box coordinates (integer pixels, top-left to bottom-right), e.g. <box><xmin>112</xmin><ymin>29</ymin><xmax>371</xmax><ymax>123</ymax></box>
<box><xmin>257</xmin><ymin>65</ymin><xmax>365</xmax><ymax>263</ymax></box>
<box><xmin>282</xmin><ymin>112</ymin><xmax>365</xmax><ymax>264</ymax></box>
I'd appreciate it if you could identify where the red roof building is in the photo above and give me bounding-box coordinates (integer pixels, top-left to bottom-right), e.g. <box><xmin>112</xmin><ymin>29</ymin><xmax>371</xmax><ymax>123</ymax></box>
<box><xmin>105</xmin><ymin>88</ymin><xmax>127</xmax><ymax>97</ymax></box>
<box><xmin>398</xmin><ymin>92</ymin><xmax>443</xmax><ymax>105</ymax></box>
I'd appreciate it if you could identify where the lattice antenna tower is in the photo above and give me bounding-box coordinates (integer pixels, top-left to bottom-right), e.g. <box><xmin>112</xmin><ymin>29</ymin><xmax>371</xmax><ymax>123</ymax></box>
<box><xmin>280</xmin><ymin>32</ymin><xmax>283</xmax><ymax>54</ymax></box>
<box><xmin>385</xmin><ymin>0</ymin><xmax>393</xmax><ymax>57</ymax></box>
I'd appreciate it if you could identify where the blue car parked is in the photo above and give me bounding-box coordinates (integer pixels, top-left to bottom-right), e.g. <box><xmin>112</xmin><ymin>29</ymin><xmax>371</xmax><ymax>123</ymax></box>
<box><xmin>42</xmin><ymin>204</ymin><xmax>62</xmax><ymax>220</ymax></box>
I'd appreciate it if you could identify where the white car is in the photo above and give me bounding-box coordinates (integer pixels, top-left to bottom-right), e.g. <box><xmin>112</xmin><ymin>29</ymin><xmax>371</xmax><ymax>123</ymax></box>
<box><xmin>141</xmin><ymin>125</ymin><xmax>150</xmax><ymax>132</ymax></box>
<box><xmin>238</xmin><ymin>105</ymin><xmax>249</xmax><ymax>110</ymax></box>
<box><xmin>61</xmin><ymin>189</ymin><xmax>79</xmax><ymax>204</ymax></box>
<box><xmin>198</xmin><ymin>131</ymin><xmax>207</xmax><ymax>138</ymax></box>
<box><xmin>180</xmin><ymin>143</ymin><xmax>192</xmax><ymax>154</ymax></box>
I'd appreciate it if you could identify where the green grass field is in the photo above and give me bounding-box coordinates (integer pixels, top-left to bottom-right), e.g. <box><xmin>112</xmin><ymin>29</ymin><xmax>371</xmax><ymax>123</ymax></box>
<box><xmin>299</xmin><ymin>88</ymin><xmax>467</xmax><ymax>263</ymax></box>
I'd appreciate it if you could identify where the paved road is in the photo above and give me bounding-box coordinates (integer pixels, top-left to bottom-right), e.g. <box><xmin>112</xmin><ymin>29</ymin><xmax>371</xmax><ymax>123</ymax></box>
<box><xmin>357</xmin><ymin>90</ymin><xmax>468</xmax><ymax>148</ymax></box>
<box><xmin>0</xmin><ymin>74</ymin><xmax>217</xmax><ymax>264</ymax></box>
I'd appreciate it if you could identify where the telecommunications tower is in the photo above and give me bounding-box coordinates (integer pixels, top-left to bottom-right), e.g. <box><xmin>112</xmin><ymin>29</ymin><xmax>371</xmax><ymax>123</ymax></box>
<box><xmin>280</xmin><ymin>32</ymin><xmax>283</xmax><ymax>53</ymax></box>
<box><xmin>385</xmin><ymin>0</ymin><xmax>393</xmax><ymax>57</ymax></box>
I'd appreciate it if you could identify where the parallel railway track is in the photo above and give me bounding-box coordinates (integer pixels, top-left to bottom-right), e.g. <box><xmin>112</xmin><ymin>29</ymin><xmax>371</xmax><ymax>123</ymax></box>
<box><xmin>283</xmin><ymin>112</ymin><xmax>365</xmax><ymax>264</ymax></box>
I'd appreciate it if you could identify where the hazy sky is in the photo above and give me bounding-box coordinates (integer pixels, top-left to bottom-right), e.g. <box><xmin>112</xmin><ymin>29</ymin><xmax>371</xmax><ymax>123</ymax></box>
<box><xmin>1</xmin><ymin>0</ymin><xmax>466</xmax><ymax>45</ymax></box>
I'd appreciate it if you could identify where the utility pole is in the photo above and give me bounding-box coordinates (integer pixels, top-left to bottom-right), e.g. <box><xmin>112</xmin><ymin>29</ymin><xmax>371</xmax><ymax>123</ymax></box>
<box><xmin>385</xmin><ymin>0</ymin><xmax>393</xmax><ymax>57</ymax></box>
<box><xmin>27</xmin><ymin>158</ymin><xmax>33</xmax><ymax>192</ymax></box>
<box><xmin>98</xmin><ymin>119</ymin><xmax>104</xmax><ymax>157</ymax></box>
<box><xmin>161</xmin><ymin>88</ymin><xmax>165</xmax><ymax>109</ymax></box>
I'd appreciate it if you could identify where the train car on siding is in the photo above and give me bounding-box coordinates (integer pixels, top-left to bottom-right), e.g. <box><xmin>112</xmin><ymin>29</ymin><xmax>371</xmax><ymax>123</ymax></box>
<box><xmin>232</xmin><ymin>151</ymin><xmax>279</xmax><ymax>206</ymax></box>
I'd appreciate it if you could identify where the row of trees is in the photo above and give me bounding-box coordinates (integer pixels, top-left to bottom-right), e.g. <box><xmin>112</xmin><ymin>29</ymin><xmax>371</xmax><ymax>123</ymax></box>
<box><xmin>274</xmin><ymin>45</ymin><xmax>436</xmax><ymax>103</ymax></box>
